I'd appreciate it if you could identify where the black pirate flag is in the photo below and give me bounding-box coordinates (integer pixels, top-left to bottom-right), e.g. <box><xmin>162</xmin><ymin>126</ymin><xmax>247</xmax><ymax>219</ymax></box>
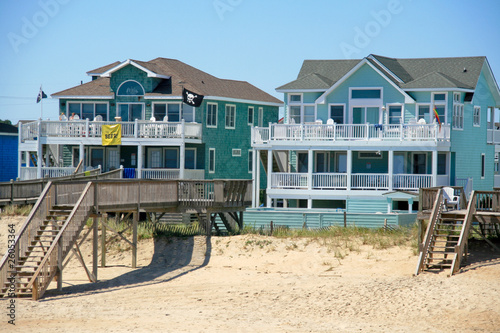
<box><xmin>182</xmin><ymin>88</ymin><xmax>204</xmax><ymax>107</ymax></box>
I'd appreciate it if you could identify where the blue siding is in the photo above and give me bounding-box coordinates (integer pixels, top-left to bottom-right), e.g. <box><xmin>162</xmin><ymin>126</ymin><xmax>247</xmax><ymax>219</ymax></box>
<box><xmin>346</xmin><ymin>198</ymin><xmax>387</xmax><ymax>213</ymax></box>
<box><xmin>0</xmin><ymin>134</ymin><xmax>18</xmax><ymax>181</ymax></box>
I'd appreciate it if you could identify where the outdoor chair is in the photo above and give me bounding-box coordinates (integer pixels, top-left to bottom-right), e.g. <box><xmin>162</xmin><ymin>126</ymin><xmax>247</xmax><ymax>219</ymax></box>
<box><xmin>442</xmin><ymin>187</ymin><xmax>460</xmax><ymax>210</ymax></box>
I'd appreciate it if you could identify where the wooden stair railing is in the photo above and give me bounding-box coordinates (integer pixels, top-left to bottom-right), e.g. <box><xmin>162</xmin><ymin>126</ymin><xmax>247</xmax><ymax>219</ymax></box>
<box><xmin>415</xmin><ymin>189</ymin><xmax>444</xmax><ymax>275</ymax></box>
<box><xmin>26</xmin><ymin>182</ymin><xmax>94</xmax><ymax>300</ymax></box>
<box><xmin>451</xmin><ymin>191</ymin><xmax>477</xmax><ymax>275</ymax></box>
<box><xmin>0</xmin><ymin>181</ymin><xmax>55</xmax><ymax>298</ymax></box>
<box><xmin>416</xmin><ymin>190</ymin><xmax>477</xmax><ymax>276</ymax></box>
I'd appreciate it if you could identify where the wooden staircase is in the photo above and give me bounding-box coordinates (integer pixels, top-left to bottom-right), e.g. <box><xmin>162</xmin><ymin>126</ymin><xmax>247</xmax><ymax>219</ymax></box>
<box><xmin>416</xmin><ymin>189</ymin><xmax>477</xmax><ymax>276</ymax></box>
<box><xmin>0</xmin><ymin>181</ymin><xmax>94</xmax><ymax>300</ymax></box>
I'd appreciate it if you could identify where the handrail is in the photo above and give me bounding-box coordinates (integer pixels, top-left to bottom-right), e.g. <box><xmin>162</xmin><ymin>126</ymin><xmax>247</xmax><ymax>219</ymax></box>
<box><xmin>415</xmin><ymin>188</ymin><xmax>443</xmax><ymax>275</ymax></box>
<box><xmin>451</xmin><ymin>191</ymin><xmax>477</xmax><ymax>274</ymax></box>
<box><xmin>27</xmin><ymin>182</ymin><xmax>94</xmax><ymax>299</ymax></box>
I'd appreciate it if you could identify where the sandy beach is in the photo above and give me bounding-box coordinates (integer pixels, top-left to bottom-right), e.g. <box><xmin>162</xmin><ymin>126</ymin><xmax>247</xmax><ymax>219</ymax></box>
<box><xmin>1</xmin><ymin>215</ymin><xmax>500</xmax><ymax>333</ymax></box>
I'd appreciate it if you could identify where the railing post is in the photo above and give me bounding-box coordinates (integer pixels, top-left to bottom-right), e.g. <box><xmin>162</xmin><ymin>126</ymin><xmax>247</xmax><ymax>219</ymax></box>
<box><xmin>400</xmin><ymin>123</ymin><xmax>403</xmax><ymax>141</ymax></box>
<box><xmin>300</xmin><ymin>124</ymin><xmax>304</xmax><ymax>141</ymax></box>
<box><xmin>85</xmin><ymin>118</ymin><xmax>89</xmax><ymax>138</ymax></box>
<box><xmin>134</xmin><ymin>119</ymin><xmax>138</xmax><ymax>138</ymax></box>
<box><xmin>366</xmin><ymin>123</ymin><xmax>369</xmax><ymax>140</ymax></box>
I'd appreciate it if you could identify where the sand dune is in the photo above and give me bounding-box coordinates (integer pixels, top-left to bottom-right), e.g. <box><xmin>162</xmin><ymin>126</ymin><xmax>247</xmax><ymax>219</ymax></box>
<box><xmin>1</xmin><ymin>215</ymin><xmax>500</xmax><ymax>332</ymax></box>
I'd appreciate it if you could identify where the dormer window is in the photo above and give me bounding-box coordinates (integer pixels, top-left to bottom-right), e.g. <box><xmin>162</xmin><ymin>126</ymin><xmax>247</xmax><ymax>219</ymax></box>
<box><xmin>351</xmin><ymin>89</ymin><xmax>381</xmax><ymax>99</ymax></box>
<box><xmin>289</xmin><ymin>94</ymin><xmax>302</xmax><ymax>103</ymax></box>
<box><xmin>117</xmin><ymin>80</ymin><xmax>145</xmax><ymax>96</ymax></box>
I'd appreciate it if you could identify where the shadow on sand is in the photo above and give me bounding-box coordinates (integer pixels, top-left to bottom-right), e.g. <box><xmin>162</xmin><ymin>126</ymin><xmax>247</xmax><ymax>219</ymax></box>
<box><xmin>41</xmin><ymin>235</ymin><xmax>212</xmax><ymax>301</ymax></box>
<box><xmin>460</xmin><ymin>238</ymin><xmax>500</xmax><ymax>273</ymax></box>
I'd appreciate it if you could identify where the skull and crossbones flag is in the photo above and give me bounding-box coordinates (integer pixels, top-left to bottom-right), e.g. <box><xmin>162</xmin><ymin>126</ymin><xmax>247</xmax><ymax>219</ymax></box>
<box><xmin>182</xmin><ymin>88</ymin><xmax>204</xmax><ymax>107</ymax></box>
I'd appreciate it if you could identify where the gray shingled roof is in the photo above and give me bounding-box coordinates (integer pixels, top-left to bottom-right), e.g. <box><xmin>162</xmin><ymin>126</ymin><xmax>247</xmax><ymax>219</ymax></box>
<box><xmin>55</xmin><ymin>58</ymin><xmax>282</xmax><ymax>104</ymax></box>
<box><xmin>278</xmin><ymin>55</ymin><xmax>487</xmax><ymax>91</ymax></box>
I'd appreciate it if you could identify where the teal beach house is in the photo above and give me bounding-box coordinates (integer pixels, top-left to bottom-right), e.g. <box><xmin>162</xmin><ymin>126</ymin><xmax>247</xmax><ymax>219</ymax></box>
<box><xmin>251</xmin><ymin>55</ymin><xmax>500</xmax><ymax>214</ymax></box>
<box><xmin>18</xmin><ymin>58</ymin><xmax>281</xmax><ymax>182</ymax></box>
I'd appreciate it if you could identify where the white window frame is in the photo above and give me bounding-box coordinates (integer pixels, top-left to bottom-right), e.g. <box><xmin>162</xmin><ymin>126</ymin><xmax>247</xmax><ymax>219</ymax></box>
<box><xmin>473</xmin><ymin>106</ymin><xmax>481</xmax><ymax>127</ymax></box>
<box><xmin>288</xmin><ymin>93</ymin><xmax>302</xmax><ymax>104</ymax></box>
<box><xmin>209</xmin><ymin>148</ymin><xmax>216</xmax><ymax>173</ymax></box>
<box><xmin>116</xmin><ymin>80</ymin><xmax>145</xmax><ymax>96</ymax></box>
<box><xmin>431</xmin><ymin>92</ymin><xmax>447</xmax><ymax>125</ymax></box>
<box><xmin>117</xmin><ymin>103</ymin><xmax>144</xmax><ymax>121</ymax></box>
<box><xmin>148</xmin><ymin>147</ymin><xmax>162</xmax><ymax>168</ymax></box>
<box><xmin>225</xmin><ymin>104</ymin><xmax>236</xmax><ymax>129</ymax></box>
<box><xmin>328</xmin><ymin>103</ymin><xmax>346</xmax><ymax>124</ymax></box>
<box><xmin>206</xmin><ymin>103</ymin><xmax>218</xmax><ymax>128</ymax></box>
<box><xmin>248</xmin><ymin>106</ymin><xmax>254</xmax><ymax>126</ymax></box>
<box><xmin>248</xmin><ymin>150</ymin><xmax>253</xmax><ymax>173</ymax></box>
<box><xmin>152</xmin><ymin>102</ymin><xmax>182</xmax><ymax>122</ymax></box>
<box><xmin>232</xmin><ymin>148</ymin><xmax>241</xmax><ymax>157</ymax></box>
<box><xmin>387</xmin><ymin>103</ymin><xmax>403</xmax><ymax>125</ymax></box>
<box><xmin>417</xmin><ymin>103</ymin><xmax>431</xmax><ymax>124</ymax></box>
<box><xmin>258</xmin><ymin>107</ymin><xmax>263</xmax><ymax>127</ymax></box>
<box><xmin>452</xmin><ymin>92</ymin><xmax>464</xmax><ymax>130</ymax></box>
<box><xmin>481</xmin><ymin>153</ymin><xmax>485</xmax><ymax>179</ymax></box>
<box><xmin>67</xmin><ymin>102</ymin><xmax>109</xmax><ymax>121</ymax></box>
<box><xmin>349</xmin><ymin>87</ymin><xmax>383</xmax><ymax>107</ymax></box>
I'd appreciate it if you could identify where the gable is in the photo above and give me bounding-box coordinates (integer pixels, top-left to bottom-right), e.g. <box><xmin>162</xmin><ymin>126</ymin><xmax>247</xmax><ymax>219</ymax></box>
<box><xmin>318</xmin><ymin>60</ymin><xmax>414</xmax><ymax>104</ymax></box>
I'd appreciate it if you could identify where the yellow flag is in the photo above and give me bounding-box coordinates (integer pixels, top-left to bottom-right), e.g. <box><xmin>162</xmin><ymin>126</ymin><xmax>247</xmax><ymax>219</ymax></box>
<box><xmin>102</xmin><ymin>124</ymin><xmax>121</xmax><ymax>146</ymax></box>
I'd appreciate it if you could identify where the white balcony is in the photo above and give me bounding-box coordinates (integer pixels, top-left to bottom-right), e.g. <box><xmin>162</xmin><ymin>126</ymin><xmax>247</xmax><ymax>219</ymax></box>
<box><xmin>141</xmin><ymin>168</ymin><xmax>205</xmax><ymax>180</ymax></box>
<box><xmin>252</xmin><ymin>123</ymin><xmax>450</xmax><ymax>146</ymax></box>
<box><xmin>20</xmin><ymin>119</ymin><xmax>203</xmax><ymax>143</ymax></box>
<box><xmin>487</xmin><ymin>128</ymin><xmax>500</xmax><ymax>144</ymax></box>
<box><xmin>270</xmin><ymin>172</ymin><xmax>433</xmax><ymax>192</ymax></box>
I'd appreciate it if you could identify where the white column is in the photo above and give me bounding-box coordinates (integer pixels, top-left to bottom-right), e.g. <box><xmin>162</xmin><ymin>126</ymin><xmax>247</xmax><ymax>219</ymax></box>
<box><xmin>17</xmin><ymin>124</ymin><xmax>22</xmax><ymax>180</ymax></box>
<box><xmin>347</xmin><ymin>150</ymin><xmax>352</xmax><ymax>190</ymax></box>
<box><xmin>255</xmin><ymin>150</ymin><xmax>261</xmax><ymax>208</ymax></box>
<box><xmin>179</xmin><ymin>143</ymin><xmax>185</xmax><ymax>179</ymax></box>
<box><xmin>252</xmin><ymin>149</ymin><xmax>257</xmax><ymax>208</ymax></box>
<box><xmin>137</xmin><ymin>144</ymin><xmax>143</xmax><ymax>179</ymax></box>
<box><xmin>388</xmin><ymin>150</ymin><xmax>394</xmax><ymax>191</ymax></box>
<box><xmin>36</xmin><ymin>120</ymin><xmax>42</xmax><ymax>179</ymax></box>
<box><xmin>79</xmin><ymin>142</ymin><xmax>84</xmax><ymax>170</ymax></box>
<box><xmin>266</xmin><ymin>149</ymin><xmax>272</xmax><ymax>208</ymax></box>
<box><xmin>431</xmin><ymin>150</ymin><xmax>438</xmax><ymax>187</ymax></box>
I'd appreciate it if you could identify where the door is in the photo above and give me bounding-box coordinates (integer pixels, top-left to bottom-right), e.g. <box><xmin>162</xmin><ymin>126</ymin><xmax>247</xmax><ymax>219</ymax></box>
<box><xmin>107</xmin><ymin>148</ymin><xmax>120</xmax><ymax>170</ymax></box>
<box><xmin>148</xmin><ymin>148</ymin><xmax>162</xmax><ymax>168</ymax></box>
<box><xmin>335</xmin><ymin>152</ymin><xmax>347</xmax><ymax>173</ymax></box>
<box><xmin>90</xmin><ymin>148</ymin><xmax>104</xmax><ymax>168</ymax></box>
<box><xmin>366</xmin><ymin>107</ymin><xmax>380</xmax><ymax>124</ymax></box>
<box><xmin>413</xmin><ymin>153</ymin><xmax>427</xmax><ymax>174</ymax></box>
<box><xmin>315</xmin><ymin>152</ymin><xmax>328</xmax><ymax>173</ymax></box>
<box><xmin>297</xmin><ymin>153</ymin><xmax>308</xmax><ymax>173</ymax></box>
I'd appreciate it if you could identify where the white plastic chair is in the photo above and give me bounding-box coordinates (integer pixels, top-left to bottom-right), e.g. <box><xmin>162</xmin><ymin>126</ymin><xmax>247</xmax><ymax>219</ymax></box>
<box><xmin>442</xmin><ymin>187</ymin><xmax>459</xmax><ymax>210</ymax></box>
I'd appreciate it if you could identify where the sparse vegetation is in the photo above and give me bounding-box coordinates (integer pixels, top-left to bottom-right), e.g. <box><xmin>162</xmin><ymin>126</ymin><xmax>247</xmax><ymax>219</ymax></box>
<box><xmin>0</xmin><ymin>204</ymin><xmax>32</xmax><ymax>216</ymax></box>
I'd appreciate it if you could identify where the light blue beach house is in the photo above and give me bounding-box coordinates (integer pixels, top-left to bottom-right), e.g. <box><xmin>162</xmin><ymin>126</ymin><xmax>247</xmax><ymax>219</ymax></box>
<box><xmin>17</xmin><ymin>58</ymin><xmax>281</xmax><ymax>181</ymax></box>
<box><xmin>250</xmin><ymin>55</ymin><xmax>500</xmax><ymax>219</ymax></box>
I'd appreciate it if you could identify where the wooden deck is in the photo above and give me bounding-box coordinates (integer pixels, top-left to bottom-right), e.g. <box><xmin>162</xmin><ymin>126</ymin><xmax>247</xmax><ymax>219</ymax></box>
<box><xmin>0</xmin><ymin>179</ymin><xmax>251</xmax><ymax>300</ymax></box>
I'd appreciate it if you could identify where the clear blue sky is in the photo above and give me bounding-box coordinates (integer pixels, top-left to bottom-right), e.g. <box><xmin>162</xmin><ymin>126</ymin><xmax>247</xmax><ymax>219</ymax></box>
<box><xmin>1</xmin><ymin>0</ymin><xmax>499</xmax><ymax>123</ymax></box>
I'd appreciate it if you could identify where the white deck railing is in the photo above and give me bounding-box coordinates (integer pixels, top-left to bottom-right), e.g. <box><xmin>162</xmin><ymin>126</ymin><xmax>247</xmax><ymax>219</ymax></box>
<box><xmin>21</xmin><ymin>119</ymin><xmax>202</xmax><ymax>142</ymax></box>
<box><xmin>140</xmin><ymin>168</ymin><xmax>205</xmax><ymax>180</ymax></box>
<box><xmin>487</xmin><ymin>129</ymin><xmax>500</xmax><ymax>144</ymax></box>
<box><xmin>253</xmin><ymin>123</ymin><xmax>450</xmax><ymax>144</ymax></box>
<box><xmin>271</xmin><ymin>172</ymin><xmax>434</xmax><ymax>191</ymax></box>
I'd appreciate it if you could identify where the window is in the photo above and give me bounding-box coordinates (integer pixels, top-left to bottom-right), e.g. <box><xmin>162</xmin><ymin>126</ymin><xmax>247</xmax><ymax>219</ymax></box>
<box><xmin>67</xmin><ymin>102</ymin><xmax>108</xmax><ymax>120</ymax></box>
<box><xmin>297</xmin><ymin>153</ymin><xmax>308</xmax><ymax>173</ymax></box>
<box><xmin>358</xmin><ymin>152</ymin><xmax>382</xmax><ymax>159</ymax></box>
<box><xmin>315</xmin><ymin>152</ymin><xmax>329</xmax><ymax>172</ymax></box>
<box><xmin>225</xmin><ymin>105</ymin><xmax>236</xmax><ymax>128</ymax></box>
<box><xmin>481</xmin><ymin>153</ymin><xmax>485</xmax><ymax>178</ymax></box>
<box><xmin>258</xmin><ymin>107</ymin><xmax>263</xmax><ymax>127</ymax></box>
<box><xmin>248</xmin><ymin>150</ymin><xmax>253</xmax><ymax>173</ymax></box>
<box><xmin>412</xmin><ymin>153</ymin><xmax>427</xmax><ymax>175</ymax></box>
<box><xmin>351</xmin><ymin>89</ymin><xmax>381</xmax><ymax>99</ymax></box>
<box><xmin>148</xmin><ymin>148</ymin><xmax>162</xmax><ymax>168</ymax></box>
<box><xmin>304</xmin><ymin>105</ymin><xmax>315</xmax><ymax>123</ymax></box>
<box><xmin>452</xmin><ymin>93</ymin><xmax>464</xmax><ymax>129</ymax></box>
<box><xmin>248</xmin><ymin>107</ymin><xmax>254</xmax><ymax>125</ymax></box>
<box><xmin>232</xmin><ymin>149</ymin><xmax>241</xmax><ymax>157</ymax></box>
<box><xmin>438</xmin><ymin>153</ymin><xmax>447</xmax><ymax>175</ymax></box>
<box><xmin>432</xmin><ymin>92</ymin><xmax>446</xmax><ymax>125</ymax></box>
<box><xmin>209</xmin><ymin>148</ymin><xmax>215</xmax><ymax>173</ymax></box>
<box><xmin>289</xmin><ymin>94</ymin><xmax>302</xmax><ymax>103</ymax></box>
<box><xmin>117</xmin><ymin>80</ymin><xmax>144</xmax><ymax>96</ymax></box>
<box><xmin>185</xmin><ymin>148</ymin><xmax>196</xmax><ymax>169</ymax></box>
<box><xmin>388</xmin><ymin>105</ymin><xmax>402</xmax><ymax>124</ymax></box>
<box><xmin>289</xmin><ymin>106</ymin><xmax>301</xmax><ymax>124</ymax></box>
<box><xmin>153</xmin><ymin>103</ymin><xmax>181</xmax><ymax>122</ymax></box>
<box><xmin>330</xmin><ymin>105</ymin><xmax>344</xmax><ymax>124</ymax></box>
<box><xmin>206</xmin><ymin>103</ymin><xmax>217</xmax><ymax>127</ymax></box>
<box><xmin>118</xmin><ymin>103</ymin><xmax>143</xmax><ymax>121</ymax></box>
<box><xmin>164</xmin><ymin>148</ymin><xmax>179</xmax><ymax>168</ymax></box>
<box><xmin>473</xmin><ymin>106</ymin><xmax>481</xmax><ymax>127</ymax></box>
<box><xmin>183</xmin><ymin>105</ymin><xmax>195</xmax><ymax>122</ymax></box>
<box><xmin>417</xmin><ymin>105</ymin><xmax>430</xmax><ymax>124</ymax></box>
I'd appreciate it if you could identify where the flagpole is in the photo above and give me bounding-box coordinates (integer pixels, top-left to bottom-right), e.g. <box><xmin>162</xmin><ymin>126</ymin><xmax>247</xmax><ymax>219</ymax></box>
<box><xmin>40</xmin><ymin>84</ymin><xmax>43</xmax><ymax>120</ymax></box>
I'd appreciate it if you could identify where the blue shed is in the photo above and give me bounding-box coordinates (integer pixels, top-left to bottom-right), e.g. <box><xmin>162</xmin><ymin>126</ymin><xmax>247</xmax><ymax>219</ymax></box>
<box><xmin>0</xmin><ymin>123</ymin><xmax>19</xmax><ymax>181</ymax></box>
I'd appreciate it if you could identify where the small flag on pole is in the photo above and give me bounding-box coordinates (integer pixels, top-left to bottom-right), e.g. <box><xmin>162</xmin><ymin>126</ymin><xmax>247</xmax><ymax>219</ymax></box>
<box><xmin>433</xmin><ymin>107</ymin><xmax>441</xmax><ymax>131</ymax></box>
<box><xmin>182</xmin><ymin>88</ymin><xmax>204</xmax><ymax>107</ymax></box>
<box><xmin>36</xmin><ymin>87</ymin><xmax>47</xmax><ymax>103</ymax></box>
